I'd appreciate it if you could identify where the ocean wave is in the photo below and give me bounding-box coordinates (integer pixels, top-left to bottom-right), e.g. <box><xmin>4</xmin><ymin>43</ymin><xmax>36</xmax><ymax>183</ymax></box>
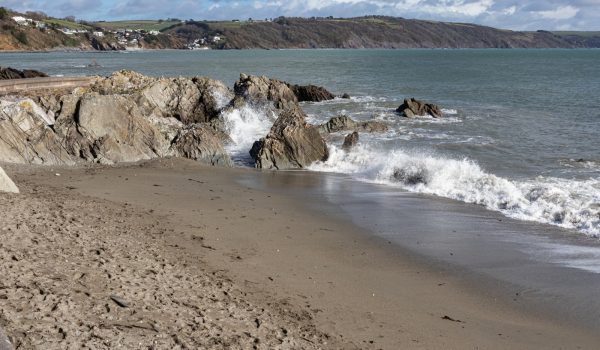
<box><xmin>309</xmin><ymin>145</ymin><xmax>600</xmax><ymax>236</ymax></box>
<box><xmin>221</xmin><ymin>103</ymin><xmax>276</xmax><ymax>163</ymax></box>
<box><xmin>441</xmin><ymin>108</ymin><xmax>458</xmax><ymax>115</ymax></box>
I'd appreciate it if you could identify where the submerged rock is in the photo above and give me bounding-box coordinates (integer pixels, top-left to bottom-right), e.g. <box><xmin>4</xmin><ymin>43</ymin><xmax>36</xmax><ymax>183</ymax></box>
<box><xmin>0</xmin><ymin>166</ymin><xmax>19</xmax><ymax>193</ymax></box>
<box><xmin>0</xmin><ymin>67</ymin><xmax>47</xmax><ymax>80</ymax></box>
<box><xmin>342</xmin><ymin>131</ymin><xmax>359</xmax><ymax>150</ymax></box>
<box><xmin>340</xmin><ymin>93</ymin><xmax>351</xmax><ymax>99</ymax></box>
<box><xmin>317</xmin><ymin>115</ymin><xmax>388</xmax><ymax>133</ymax></box>
<box><xmin>250</xmin><ymin>106</ymin><xmax>328</xmax><ymax>169</ymax></box>
<box><xmin>396</xmin><ymin>98</ymin><xmax>443</xmax><ymax>118</ymax></box>
<box><xmin>289</xmin><ymin>84</ymin><xmax>335</xmax><ymax>102</ymax></box>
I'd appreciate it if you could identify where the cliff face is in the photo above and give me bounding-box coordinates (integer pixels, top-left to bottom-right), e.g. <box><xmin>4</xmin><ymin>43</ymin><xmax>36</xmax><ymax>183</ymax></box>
<box><xmin>1</xmin><ymin>15</ymin><xmax>600</xmax><ymax>51</ymax></box>
<box><xmin>191</xmin><ymin>17</ymin><xmax>598</xmax><ymax>49</ymax></box>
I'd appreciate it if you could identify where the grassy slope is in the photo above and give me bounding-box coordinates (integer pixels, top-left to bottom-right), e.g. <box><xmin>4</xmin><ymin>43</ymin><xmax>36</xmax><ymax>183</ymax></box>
<box><xmin>93</xmin><ymin>20</ymin><xmax>181</xmax><ymax>32</ymax></box>
<box><xmin>181</xmin><ymin>17</ymin><xmax>585</xmax><ymax>49</ymax></box>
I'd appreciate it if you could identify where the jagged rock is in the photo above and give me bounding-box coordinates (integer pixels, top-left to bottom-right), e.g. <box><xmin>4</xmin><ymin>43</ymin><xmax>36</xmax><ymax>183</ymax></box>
<box><xmin>396</xmin><ymin>98</ymin><xmax>443</xmax><ymax>118</ymax></box>
<box><xmin>250</xmin><ymin>106</ymin><xmax>328</xmax><ymax>169</ymax></box>
<box><xmin>75</xmin><ymin>94</ymin><xmax>168</xmax><ymax>163</ymax></box>
<box><xmin>172</xmin><ymin>124</ymin><xmax>233</xmax><ymax>166</ymax></box>
<box><xmin>138</xmin><ymin>76</ymin><xmax>232</xmax><ymax>124</ymax></box>
<box><xmin>90</xmin><ymin>37</ymin><xmax>124</xmax><ymax>51</ymax></box>
<box><xmin>233</xmin><ymin>74</ymin><xmax>297</xmax><ymax>110</ymax></box>
<box><xmin>0</xmin><ymin>98</ymin><xmax>75</xmax><ymax>165</ymax></box>
<box><xmin>0</xmin><ymin>166</ymin><xmax>19</xmax><ymax>193</ymax></box>
<box><xmin>0</xmin><ymin>67</ymin><xmax>47</xmax><ymax>80</ymax></box>
<box><xmin>341</xmin><ymin>93</ymin><xmax>351</xmax><ymax>99</ymax></box>
<box><xmin>289</xmin><ymin>84</ymin><xmax>335</xmax><ymax>102</ymax></box>
<box><xmin>91</xmin><ymin>70</ymin><xmax>155</xmax><ymax>95</ymax></box>
<box><xmin>317</xmin><ymin>115</ymin><xmax>388</xmax><ymax>133</ymax></box>
<box><xmin>342</xmin><ymin>132</ymin><xmax>359</xmax><ymax>150</ymax></box>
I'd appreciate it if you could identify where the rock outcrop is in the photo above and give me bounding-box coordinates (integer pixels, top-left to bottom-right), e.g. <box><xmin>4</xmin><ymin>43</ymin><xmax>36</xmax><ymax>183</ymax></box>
<box><xmin>289</xmin><ymin>84</ymin><xmax>335</xmax><ymax>102</ymax></box>
<box><xmin>233</xmin><ymin>74</ymin><xmax>298</xmax><ymax>110</ymax></box>
<box><xmin>0</xmin><ymin>98</ymin><xmax>75</xmax><ymax>165</ymax></box>
<box><xmin>0</xmin><ymin>67</ymin><xmax>48</xmax><ymax>80</ymax></box>
<box><xmin>0</xmin><ymin>71</ymin><xmax>236</xmax><ymax>167</ymax></box>
<box><xmin>172</xmin><ymin>124</ymin><xmax>232</xmax><ymax>166</ymax></box>
<box><xmin>396</xmin><ymin>98</ymin><xmax>443</xmax><ymax>118</ymax></box>
<box><xmin>0</xmin><ymin>166</ymin><xmax>19</xmax><ymax>193</ymax></box>
<box><xmin>317</xmin><ymin>115</ymin><xmax>388</xmax><ymax>133</ymax></box>
<box><xmin>75</xmin><ymin>94</ymin><xmax>168</xmax><ymax>164</ymax></box>
<box><xmin>250</xmin><ymin>106</ymin><xmax>328</xmax><ymax>169</ymax></box>
<box><xmin>138</xmin><ymin>76</ymin><xmax>232</xmax><ymax>124</ymax></box>
<box><xmin>342</xmin><ymin>132</ymin><xmax>359</xmax><ymax>151</ymax></box>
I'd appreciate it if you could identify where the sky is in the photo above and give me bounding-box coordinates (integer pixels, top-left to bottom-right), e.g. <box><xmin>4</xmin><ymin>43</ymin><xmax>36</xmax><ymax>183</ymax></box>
<box><xmin>2</xmin><ymin>0</ymin><xmax>599</xmax><ymax>31</ymax></box>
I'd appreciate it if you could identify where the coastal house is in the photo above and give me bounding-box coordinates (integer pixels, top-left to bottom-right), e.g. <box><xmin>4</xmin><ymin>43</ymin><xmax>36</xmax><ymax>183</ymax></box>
<box><xmin>60</xmin><ymin>28</ymin><xmax>76</xmax><ymax>35</ymax></box>
<box><xmin>149</xmin><ymin>30</ymin><xmax>160</xmax><ymax>35</ymax></box>
<box><xmin>93</xmin><ymin>31</ymin><xmax>104</xmax><ymax>37</ymax></box>
<box><xmin>212</xmin><ymin>35</ymin><xmax>221</xmax><ymax>43</ymax></box>
<box><xmin>12</xmin><ymin>16</ymin><xmax>32</xmax><ymax>26</ymax></box>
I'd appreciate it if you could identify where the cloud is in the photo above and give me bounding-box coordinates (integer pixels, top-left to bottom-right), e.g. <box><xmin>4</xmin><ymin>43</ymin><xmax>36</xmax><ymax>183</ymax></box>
<box><xmin>535</xmin><ymin>5</ymin><xmax>579</xmax><ymax>20</ymax></box>
<box><xmin>2</xmin><ymin>0</ymin><xmax>599</xmax><ymax>30</ymax></box>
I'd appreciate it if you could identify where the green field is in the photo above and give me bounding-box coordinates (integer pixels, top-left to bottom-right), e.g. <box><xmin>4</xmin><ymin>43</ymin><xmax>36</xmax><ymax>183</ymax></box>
<box><xmin>552</xmin><ymin>31</ymin><xmax>600</xmax><ymax>37</ymax></box>
<box><xmin>43</xmin><ymin>19</ymin><xmax>91</xmax><ymax>30</ymax></box>
<box><xmin>93</xmin><ymin>20</ymin><xmax>181</xmax><ymax>31</ymax></box>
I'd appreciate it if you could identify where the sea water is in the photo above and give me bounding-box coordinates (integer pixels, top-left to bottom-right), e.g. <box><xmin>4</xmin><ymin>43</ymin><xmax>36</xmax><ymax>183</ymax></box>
<box><xmin>1</xmin><ymin>49</ymin><xmax>599</xmax><ymax>235</ymax></box>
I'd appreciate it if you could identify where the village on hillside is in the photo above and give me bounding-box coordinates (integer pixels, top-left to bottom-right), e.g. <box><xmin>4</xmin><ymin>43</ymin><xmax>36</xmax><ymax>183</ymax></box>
<box><xmin>3</xmin><ymin>8</ymin><xmax>230</xmax><ymax>50</ymax></box>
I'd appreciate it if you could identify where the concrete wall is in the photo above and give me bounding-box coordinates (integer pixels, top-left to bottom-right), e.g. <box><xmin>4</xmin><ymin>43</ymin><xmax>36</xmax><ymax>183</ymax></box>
<box><xmin>0</xmin><ymin>77</ymin><xmax>96</xmax><ymax>95</ymax></box>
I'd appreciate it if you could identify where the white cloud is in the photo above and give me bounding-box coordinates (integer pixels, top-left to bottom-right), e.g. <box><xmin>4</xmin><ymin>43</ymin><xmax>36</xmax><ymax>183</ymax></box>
<box><xmin>536</xmin><ymin>5</ymin><xmax>579</xmax><ymax>20</ymax></box>
<box><xmin>501</xmin><ymin>5</ymin><xmax>516</xmax><ymax>15</ymax></box>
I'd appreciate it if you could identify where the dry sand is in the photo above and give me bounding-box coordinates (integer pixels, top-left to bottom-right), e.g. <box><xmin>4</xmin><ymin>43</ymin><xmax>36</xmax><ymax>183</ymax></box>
<box><xmin>1</xmin><ymin>158</ymin><xmax>599</xmax><ymax>349</ymax></box>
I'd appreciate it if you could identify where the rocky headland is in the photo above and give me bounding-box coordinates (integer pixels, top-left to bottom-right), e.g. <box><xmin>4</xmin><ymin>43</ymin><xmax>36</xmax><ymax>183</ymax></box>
<box><xmin>0</xmin><ymin>70</ymin><xmax>401</xmax><ymax>173</ymax></box>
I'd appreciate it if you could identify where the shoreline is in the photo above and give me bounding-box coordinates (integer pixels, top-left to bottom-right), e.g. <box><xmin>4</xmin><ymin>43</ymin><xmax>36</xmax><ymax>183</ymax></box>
<box><xmin>3</xmin><ymin>158</ymin><xmax>599</xmax><ymax>349</ymax></box>
<box><xmin>2</xmin><ymin>47</ymin><xmax>600</xmax><ymax>54</ymax></box>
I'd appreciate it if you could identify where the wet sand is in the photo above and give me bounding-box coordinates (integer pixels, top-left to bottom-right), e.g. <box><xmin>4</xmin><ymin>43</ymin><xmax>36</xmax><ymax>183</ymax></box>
<box><xmin>2</xmin><ymin>158</ymin><xmax>599</xmax><ymax>349</ymax></box>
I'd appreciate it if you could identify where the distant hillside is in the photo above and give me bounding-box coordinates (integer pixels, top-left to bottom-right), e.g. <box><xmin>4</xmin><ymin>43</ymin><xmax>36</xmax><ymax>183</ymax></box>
<box><xmin>1</xmin><ymin>8</ymin><xmax>599</xmax><ymax>51</ymax></box>
<box><xmin>164</xmin><ymin>17</ymin><xmax>600</xmax><ymax>49</ymax></box>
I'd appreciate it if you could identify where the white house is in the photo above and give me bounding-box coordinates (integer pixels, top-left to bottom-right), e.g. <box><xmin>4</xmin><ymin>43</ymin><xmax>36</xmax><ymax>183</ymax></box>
<box><xmin>212</xmin><ymin>35</ymin><xmax>221</xmax><ymax>43</ymax></box>
<box><xmin>93</xmin><ymin>31</ymin><xmax>104</xmax><ymax>37</ymax></box>
<box><xmin>12</xmin><ymin>16</ymin><xmax>31</xmax><ymax>26</ymax></box>
<box><xmin>60</xmin><ymin>28</ymin><xmax>73</xmax><ymax>35</ymax></box>
<box><xmin>149</xmin><ymin>30</ymin><xmax>160</xmax><ymax>35</ymax></box>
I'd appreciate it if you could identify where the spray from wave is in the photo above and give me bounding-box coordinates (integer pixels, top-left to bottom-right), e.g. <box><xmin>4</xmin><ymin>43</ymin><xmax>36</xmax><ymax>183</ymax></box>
<box><xmin>220</xmin><ymin>103</ymin><xmax>276</xmax><ymax>164</ymax></box>
<box><xmin>309</xmin><ymin>145</ymin><xmax>600</xmax><ymax>236</ymax></box>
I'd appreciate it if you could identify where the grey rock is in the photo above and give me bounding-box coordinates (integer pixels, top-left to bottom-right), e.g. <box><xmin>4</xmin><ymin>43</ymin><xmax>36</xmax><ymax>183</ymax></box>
<box><xmin>250</xmin><ymin>105</ymin><xmax>328</xmax><ymax>169</ymax></box>
<box><xmin>137</xmin><ymin>76</ymin><xmax>232</xmax><ymax>124</ymax></box>
<box><xmin>317</xmin><ymin>115</ymin><xmax>388</xmax><ymax>133</ymax></box>
<box><xmin>0</xmin><ymin>166</ymin><xmax>19</xmax><ymax>193</ymax></box>
<box><xmin>0</xmin><ymin>98</ymin><xmax>76</xmax><ymax>165</ymax></box>
<box><xmin>396</xmin><ymin>98</ymin><xmax>443</xmax><ymax>118</ymax></box>
<box><xmin>233</xmin><ymin>74</ymin><xmax>298</xmax><ymax>110</ymax></box>
<box><xmin>342</xmin><ymin>131</ymin><xmax>359</xmax><ymax>151</ymax></box>
<box><xmin>76</xmin><ymin>93</ymin><xmax>168</xmax><ymax>163</ymax></box>
<box><xmin>172</xmin><ymin>124</ymin><xmax>233</xmax><ymax>167</ymax></box>
<box><xmin>110</xmin><ymin>295</ymin><xmax>129</xmax><ymax>308</ymax></box>
<box><xmin>288</xmin><ymin>84</ymin><xmax>335</xmax><ymax>102</ymax></box>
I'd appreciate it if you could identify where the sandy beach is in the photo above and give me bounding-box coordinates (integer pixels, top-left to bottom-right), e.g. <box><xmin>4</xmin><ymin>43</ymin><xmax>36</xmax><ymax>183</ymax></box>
<box><xmin>1</xmin><ymin>158</ymin><xmax>598</xmax><ymax>349</ymax></box>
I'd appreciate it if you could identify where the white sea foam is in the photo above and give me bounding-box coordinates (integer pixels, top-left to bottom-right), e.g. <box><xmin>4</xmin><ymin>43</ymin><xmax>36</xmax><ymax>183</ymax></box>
<box><xmin>442</xmin><ymin>108</ymin><xmax>458</xmax><ymax>115</ymax></box>
<box><xmin>221</xmin><ymin>103</ymin><xmax>275</xmax><ymax>162</ymax></box>
<box><xmin>309</xmin><ymin>145</ymin><xmax>600</xmax><ymax>236</ymax></box>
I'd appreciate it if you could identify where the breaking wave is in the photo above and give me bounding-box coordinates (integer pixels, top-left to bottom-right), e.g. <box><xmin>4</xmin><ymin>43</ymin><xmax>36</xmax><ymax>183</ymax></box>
<box><xmin>309</xmin><ymin>145</ymin><xmax>600</xmax><ymax>236</ymax></box>
<box><xmin>221</xmin><ymin>103</ymin><xmax>275</xmax><ymax>164</ymax></box>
